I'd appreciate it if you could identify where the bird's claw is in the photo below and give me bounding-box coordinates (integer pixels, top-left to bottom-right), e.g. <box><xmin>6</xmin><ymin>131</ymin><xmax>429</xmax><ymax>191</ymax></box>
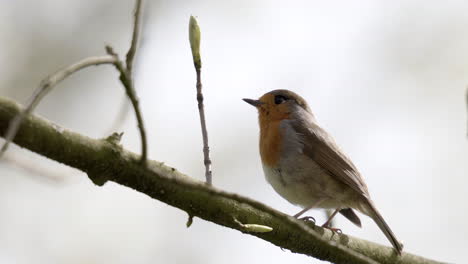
<box><xmin>322</xmin><ymin>225</ymin><xmax>342</xmax><ymax>234</ymax></box>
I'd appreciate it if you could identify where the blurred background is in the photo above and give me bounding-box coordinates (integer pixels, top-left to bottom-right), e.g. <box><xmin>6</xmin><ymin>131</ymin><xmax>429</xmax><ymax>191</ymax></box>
<box><xmin>1</xmin><ymin>0</ymin><xmax>467</xmax><ymax>263</ymax></box>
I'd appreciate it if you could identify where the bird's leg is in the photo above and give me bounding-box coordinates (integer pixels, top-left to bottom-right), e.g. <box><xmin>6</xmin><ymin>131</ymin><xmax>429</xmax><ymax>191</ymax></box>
<box><xmin>322</xmin><ymin>208</ymin><xmax>342</xmax><ymax>233</ymax></box>
<box><xmin>294</xmin><ymin>198</ymin><xmax>326</xmax><ymax>221</ymax></box>
<box><xmin>322</xmin><ymin>208</ymin><xmax>340</xmax><ymax>227</ymax></box>
<box><xmin>294</xmin><ymin>207</ymin><xmax>313</xmax><ymax>218</ymax></box>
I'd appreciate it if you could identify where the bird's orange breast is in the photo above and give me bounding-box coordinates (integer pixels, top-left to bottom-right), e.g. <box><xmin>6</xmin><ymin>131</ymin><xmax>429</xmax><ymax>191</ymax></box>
<box><xmin>259</xmin><ymin>119</ymin><xmax>283</xmax><ymax>167</ymax></box>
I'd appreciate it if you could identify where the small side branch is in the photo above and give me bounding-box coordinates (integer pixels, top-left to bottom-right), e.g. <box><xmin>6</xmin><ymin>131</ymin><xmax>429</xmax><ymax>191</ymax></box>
<box><xmin>196</xmin><ymin>69</ymin><xmax>212</xmax><ymax>185</ymax></box>
<box><xmin>103</xmin><ymin>0</ymin><xmax>145</xmax><ymax>147</ymax></box>
<box><xmin>105</xmin><ymin>45</ymin><xmax>148</xmax><ymax>165</ymax></box>
<box><xmin>189</xmin><ymin>16</ymin><xmax>212</xmax><ymax>185</ymax></box>
<box><xmin>105</xmin><ymin>0</ymin><xmax>148</xmax><ymax>165</ymax></box>
<box><xmin>0</xmin><ymin>55</ymin><xmax>117</xmax><ymax>158</ymax></box>
<box><xmin>126</xmin><ymin>0</ymin><xmax>143</xmax><ymax>76</ymax></box>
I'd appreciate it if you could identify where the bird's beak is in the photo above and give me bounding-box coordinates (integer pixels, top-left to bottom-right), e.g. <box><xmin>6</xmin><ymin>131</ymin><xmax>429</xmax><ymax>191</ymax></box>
<box><xmin>243</xmin><ymin>98</ymin><xmax>264</xmax><ymax>107</ymax></box>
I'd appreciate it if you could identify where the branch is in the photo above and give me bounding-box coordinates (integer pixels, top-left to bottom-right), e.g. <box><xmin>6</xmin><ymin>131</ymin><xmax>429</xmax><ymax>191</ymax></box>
<box><xmin>189</xmin><ymin>16</ymin><xmax>212</xmax><ymax>185</ymax></box>
<box><xmin>105</xmin><ymin>0</ymin><xmax>148</xmax><ymax>165</ymax></box>
<box><xmin>0</xmin><ymin>96</ymin><xmax>445</xmax><ymax>264</ymax></box>
<box><xmin>106</xmin><ymin>45</ymin><xmax>148</xmax><ymax>165</ymax></box>
<box><xmin>126</xmin><ymin>0</ymin><xmax>143</xmax><ymax>76</ymax></box>
<box><xmin>0</xmin><ymin>55</ymin><xmax>117</xmax><ymax>158</ymax></box>
<box><xmin>102</xmin><ymin>0</ymin><xmax>145</xmax><ymax>147</ymax></box>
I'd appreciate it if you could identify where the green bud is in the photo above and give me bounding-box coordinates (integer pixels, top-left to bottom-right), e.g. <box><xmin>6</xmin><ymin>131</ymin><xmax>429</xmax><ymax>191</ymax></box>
<box><xmin>233</xmin><ymin>218</ymin><xmax>273</xmax><ymax>233</ymax></box>
<box><xmin>242</xmin><ymin>224</ymin><xmax>274</xmax><ymax>233</ymax></box>
<box><xmin>189</xmin><ymin>16</ymin><xmax>201</xmax><ymax>69</ymax></box>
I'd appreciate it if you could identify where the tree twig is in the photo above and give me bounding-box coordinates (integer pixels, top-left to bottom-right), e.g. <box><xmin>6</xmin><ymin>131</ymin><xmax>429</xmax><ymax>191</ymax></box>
<box><xmin>0</xmin><ymin>55</ymin><xmax>117</xmax><ymax>158</ymax></box>
<box><xmin>126</xmin><ymin>0</ymin><xmax>143</xmax><ymax>77</ymax></box>
<box><xmin>105</xmin><ymin>45</ymin><xmax>148</xmax><ymax>165</ymax></box>
<box><xmin>189</xmin><ymin>16</ymin><xmax>212</xmax><ymax>185</ymax></box>
<box><xmin>0</xmin><ymin>96</ymin><xmax>446</xmax><ymax>264</ymax></box>
<box><xmin>104</xmin><ymin>0</ymin><xmax>148</xmax><ymax>165</ymax></box>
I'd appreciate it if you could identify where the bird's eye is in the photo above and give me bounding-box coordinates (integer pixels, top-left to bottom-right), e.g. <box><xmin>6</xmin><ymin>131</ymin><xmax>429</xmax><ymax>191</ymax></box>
<box><xmin>274</xmin><ymin>95</ymin><xmax>288</xmax><ymax>105</ymax></box>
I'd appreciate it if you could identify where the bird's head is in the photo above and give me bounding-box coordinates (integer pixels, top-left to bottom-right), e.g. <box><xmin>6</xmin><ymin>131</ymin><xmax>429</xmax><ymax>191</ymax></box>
<box><xmin>243</xmin><ymin>89</ymin><xmax>311</xmax><ymax>122</ymax></box>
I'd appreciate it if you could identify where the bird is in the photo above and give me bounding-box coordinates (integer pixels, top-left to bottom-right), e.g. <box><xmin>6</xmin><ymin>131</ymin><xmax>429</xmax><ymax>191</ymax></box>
<box><xmin>243</xmin><ymin>89</ymin><xmax>403</xmax><ymax>254</ymax></box>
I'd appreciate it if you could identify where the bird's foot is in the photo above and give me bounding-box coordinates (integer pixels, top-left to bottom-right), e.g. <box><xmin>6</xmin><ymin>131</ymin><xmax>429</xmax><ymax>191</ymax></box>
<box><xmin>322</xmin><ymin>224</ymin><xmax>342</xmax><ymax>234</ymax></box>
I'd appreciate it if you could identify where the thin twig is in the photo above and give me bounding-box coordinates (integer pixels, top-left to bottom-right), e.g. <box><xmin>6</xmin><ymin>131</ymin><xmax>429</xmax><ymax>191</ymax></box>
<box><xmin>0</xmin><ymin>55</ymin><xmax>117</xmax><ymax>158</ymax></box>
<box><xmin>196</xmin><ymin>69</ymin><xmax>212</xmax><ymax>184</ymax></box>
<box><xmin>103</xmin><ymin>0</ymin><xmax>143</xmax><ymax>138</ymax></box>
<box><xmin>126</xmin><ymin>0</ymin><xmax>143</xmax><ymax>76</ymax></box>
<box><xmin>106</xmin><ymin>45</ymin><xmax>148</xmax><ymax>165</ymax></box>
<box><xmin>103</xmin><ymin>0</ymin><xmax>148</xmax><ymax>165</ymax></box>
<box><xmin>189</xmin><ymin>16</ymin><xmax>212</xmax><ymax>185</ymax></box>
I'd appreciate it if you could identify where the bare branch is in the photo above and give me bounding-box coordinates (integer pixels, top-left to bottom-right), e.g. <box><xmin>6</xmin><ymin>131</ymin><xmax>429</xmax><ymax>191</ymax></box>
<box><xmin>0</xmin><ymin>96</ymin><xmax>446</xmax><ymax>264</ymax></box>
<box><xmin>0</xmin><ymin>55</ymin><xmax>116</xmax><ymax>158</ymax></box>
<box><xmin>189</xmin><ymin>16</ymin><xmax>212</xmax><ymax>185</ymax></box>
<box><xmin>103</xmin><ymin>0</ymin><xmax>148</xmax><ymax>165</ymax></box>
<box><xmin>196</xmin><ymin>69</ymin><xmax>212</xmax><ymax>185</ymax></box>
<box><xmin>126</xmin><ymin>0</ymin><xmax>143</xmax><ymax>76</ymax></box>
<box><xmin>106</xmin><ymin>45</ymin><xmax>148</xmax><ymax>165</ymax></box>
<box><xmin>106</xmin><ymin>0</ymin><xmax>146</xmax><ymax>141</ymax></box>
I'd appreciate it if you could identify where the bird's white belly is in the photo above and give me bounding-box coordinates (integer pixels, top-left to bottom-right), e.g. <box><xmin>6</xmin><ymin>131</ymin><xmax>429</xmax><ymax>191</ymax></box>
<box><xmin>262</xmin><ymin>156</ymin><xmax>351</xmax><ymax>209</ymax></box>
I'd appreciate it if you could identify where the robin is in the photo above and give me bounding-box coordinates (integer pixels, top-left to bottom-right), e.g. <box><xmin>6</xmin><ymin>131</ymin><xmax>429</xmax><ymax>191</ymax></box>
<box><xmin>243</xmin><ymin>89</ymin><xmax>403</xmax><ymax>254</ymax></box>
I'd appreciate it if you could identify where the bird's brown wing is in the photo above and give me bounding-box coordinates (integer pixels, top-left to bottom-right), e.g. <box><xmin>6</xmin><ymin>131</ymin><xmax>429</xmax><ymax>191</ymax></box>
<box><xmin>290</xmin><ymin>119</ymin><xmax>370</xmax><ymax>198</ymax></box>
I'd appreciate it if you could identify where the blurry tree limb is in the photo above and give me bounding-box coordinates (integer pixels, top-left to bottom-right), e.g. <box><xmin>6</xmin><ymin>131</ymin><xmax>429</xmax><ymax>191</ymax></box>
<box><xmin>2</xmin><ymin>151</ymin><xmax>65</xmax><ymax>184</ymax></box>
<box><xmin>189</xmin><ymin>16</ymin><xmax>212</xmax><ymax>185</ymax></box>
<box><xmin>126</xmin><ymin>0</ymin><xmax>143</xmax><ymax>76</ymax></box>
<box><xmin>465</xmin><ymin>87</ymin><xmax>468</xmax><ymax>137</ymax></box>
<box><xmin>103</xmin><ymin>0</ymin><xmax>145</xmax><ymax>148</ymax></box>
<box><xmin>0</xmin><ymin>55</ymin><xmax>117</xmax><ymax>157</ymax></box>
<box><xmin>106</xmin><ymin>0</ymin><xmax>148</xmax><ymax>165</ymax></box>
<box><xmin>105</xmin><ymin>45</ymin><xmax>147</xmax><ymax>165</ymax></box>
<box><xmin>0</xmin><ymin>97</ymin><xmax>445</xmax><ymax>264</ymax></box>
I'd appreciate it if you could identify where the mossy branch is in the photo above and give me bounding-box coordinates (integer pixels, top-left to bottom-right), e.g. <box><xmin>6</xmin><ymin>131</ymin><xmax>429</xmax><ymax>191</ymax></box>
<box><xmin>0</xmin><ymin>97</ymin><xmax>444</xmax><ymax>264</ymax></box>
<box><xmin>0</xmin><ymin>96</ymin><xmax>445</xmax><ymax>264</ymax></box>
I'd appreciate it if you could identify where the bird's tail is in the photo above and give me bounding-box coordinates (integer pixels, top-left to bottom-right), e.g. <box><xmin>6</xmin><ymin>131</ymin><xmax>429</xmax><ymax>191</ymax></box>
<box><xmin>364</xmin><ymin>199</ymin><xmax>403</xmax><ymax>255</ymax></box>
<box><xmin>339</xmin><ymin>208</ymin><xmax>362</xmax><ymax>227</ymax></box>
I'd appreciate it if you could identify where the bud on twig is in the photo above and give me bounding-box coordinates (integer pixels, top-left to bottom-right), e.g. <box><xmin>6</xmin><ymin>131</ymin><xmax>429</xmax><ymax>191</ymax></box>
<box><xmin>189</xmin><ymin>16</ymin><xmax>202</xmax><ymax>69</ymax></box>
